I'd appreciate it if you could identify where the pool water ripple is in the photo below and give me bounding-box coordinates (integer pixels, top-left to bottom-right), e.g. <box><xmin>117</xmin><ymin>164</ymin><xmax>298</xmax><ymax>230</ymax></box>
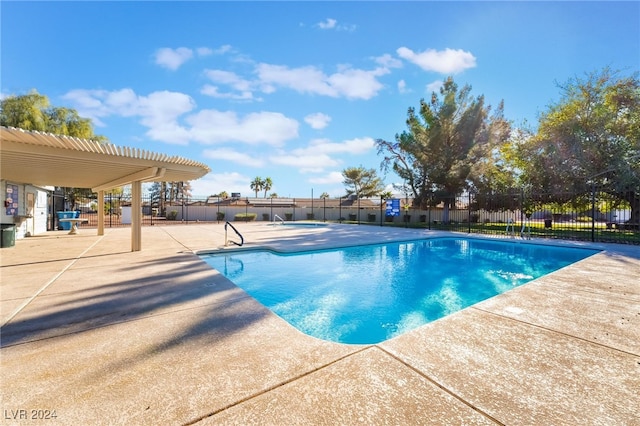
<box><xmin>201</xmin><ymin>238</ymin><xmax>598</xmax><ymax>344</ymax></box>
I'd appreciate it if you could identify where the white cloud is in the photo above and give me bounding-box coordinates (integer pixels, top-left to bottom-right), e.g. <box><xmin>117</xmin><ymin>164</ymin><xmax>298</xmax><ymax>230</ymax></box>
<box><xmin>62</xmin><ymin>88</ymin><xmax>297</xmax><ymax>146</ymax></box>
<box><xmin>316</xmin><ymin>18</ymin><xmax>356</xmax><ymax>32</ymax></box>
<box><xmin>61</xmin><ymin>89</ymin><xmax>112</xmax><ymax>125</ymax></box>
<box><xmin>213</xmin><ymin>44</ymin><xmax>232</xmax><ymax>55</ymax></box>
<box><xmin>195</xmin><ymin>50</ymin><xmax>389</xmax><ymax>101</ymax></box>
<box><xmin>327</xmin><ymin>68</ymin><xmax>388</xmax><ymax>99</ymax></box>
<box><xmin>270</xmin><ymin>152</ymin><xmax>340</xmax><ymax>173</ymax></box>
<box><xmin>257</xmin><ymin>64</ymin><xmax>335</xmax><ymax>96</ymax></box>
<box><xmin>144</xmin><ymin>122</ymin><xmax>192</xmax><ymax>145</ymax></box>
<box><xmin>269</xmin><ymin>136</ymin><xmax>374</xmax><ymax>174</ymax></box>
<box><xmin>396</xmin><ymin>47</ymin><xmax>476</xmax><ymax>74</ymax></box>
<box><xmin>187</xmin><ymin>110</ymin><xmax>299</xmax><ymax>146</ymax></box>
<box><xmin>204</xmin><ymin>69</ymin><xmax>253</xmax><ymax>92</ymax></box>
<box><xmin>189</xmin><ymin>171</ymin><xmax>249</xmax><ymax>197</ymax></box>
<box><xmin>154</xmin><ymin>47</ymin><xmax>194</xmax><ymax>70</ymax></box>
<box><xmin>304</xmin><ymin>113</ymin><xmax>331</xmax><ymax>129</ymax></box>
<box><xmin>308</xmin><ymin>171</ymin><xmax>344</xmax><ymax>185</ymax></box>
<box><xmin>398</xmin><ymin>80</ymin><xmax>409</xmax><ymax>94</ymax></box>
<box><xmin>200</xmin><ymin>85</ymin><xmax>256</xmax><ymax>101</ymax></box>
<box><xmin>309</xmin><ymin>137</ymin><xmax>374</xmax><ymax>155</ymax></box>
<box><xmin>426</xmin><ymin>80</ymin><xmax>444</xmax><ymax>94</ymax></box>
<box><xmin>374</xmin><ymin>54</ymin><xmax>403</xmax><ymax>69</ymax></box>
<box><xmin>62</xmin><ymin>88</ymin><xmax>195</xmax><ymax>143</ymax></box>
<box><xmin>138</xmin><ymin>91</ymin><xmax>196</xmax><ymax>122</ymax></box>
<box><xmin>196</xmin><ymin>47</ymin><xmax>213</xmax><ymax>56</ymax></box>
<box><xmin>256</xmin><ymin>63</ymin><xmax>388</xmax><ymax>100</ymax></box>
<box><xmin>317</xmin><ymin>18</ymin><xmax>337</xmax><ymax>30</ymax></box>
<box><xmin>202</xmin><ymin>148</ymin><xmax>264</xmax><ymax>167</ymax></box>
<box><xmin>132</xmin><ymin>91</ymin><xmax>195</xmax><ymax>144</ymax></box>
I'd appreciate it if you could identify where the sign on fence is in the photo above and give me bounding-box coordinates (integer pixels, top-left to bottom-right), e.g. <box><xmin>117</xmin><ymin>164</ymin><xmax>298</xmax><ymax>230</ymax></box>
<box><xmin>386</xmin><ymin>199</ymin><xmax>400</xmax><ymax>217</ymax></box>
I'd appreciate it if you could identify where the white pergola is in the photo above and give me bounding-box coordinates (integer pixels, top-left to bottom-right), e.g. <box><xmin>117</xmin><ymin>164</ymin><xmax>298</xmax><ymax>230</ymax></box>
<box><xmin>0</xmin><ymin>126</ymin><xmax>211</xmax><ymax>251</ymax></box>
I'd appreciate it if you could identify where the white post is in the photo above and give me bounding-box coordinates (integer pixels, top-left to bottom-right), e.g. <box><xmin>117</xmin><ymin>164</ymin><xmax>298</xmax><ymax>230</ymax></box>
<box><xmin>97</xmin><ymin>190</ymin><xmax>105</xmax><ymax>236</ymax></box>
<box><xmin>131</xmin><ymin>181</ymin><xmax>142</xmax><ymax>251</ymax></box>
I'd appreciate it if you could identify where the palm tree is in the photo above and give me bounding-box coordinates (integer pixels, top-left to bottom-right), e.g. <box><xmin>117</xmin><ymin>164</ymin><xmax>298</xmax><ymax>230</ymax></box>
<box><xmin>250</xmin><ymin>177</ymin><xmax>264</xmax><ymax>197</ymax></box>
<box><xmin>262</xmin><ymin>177</ymin><xmax>273</xmax><ymax>198</ymax></box>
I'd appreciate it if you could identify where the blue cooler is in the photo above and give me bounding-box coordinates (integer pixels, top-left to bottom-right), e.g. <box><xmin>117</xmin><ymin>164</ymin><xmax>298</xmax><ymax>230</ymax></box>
<box><xmin>57</xmin><ymin>211</ymin><xmax>79</xmax><ymax>230</ymax></box>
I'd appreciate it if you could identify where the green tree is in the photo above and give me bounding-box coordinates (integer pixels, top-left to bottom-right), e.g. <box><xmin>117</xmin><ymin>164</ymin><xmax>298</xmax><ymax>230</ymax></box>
<box><xmin>376</xmin><ymin>77</ymin><xmax>511</xmax><ymax>222</ymax></box>
<box><xmin>167</xmin><ymin>181</ymin><xmax>191</xmax><ymax>203</ymax></box>
<box><xmin>342</xmin><ymin>166</ymin><xmax>385</xmax><ymax>198</ymax></box>
<box><xmin>514</xmin><ymin>68</ymin><xmax>640</xmax><ymax>222</ymax></box>
<box><xmin>149</xmin><ymin>181</ymin><xmax>192</xmax><ymax>216</ymax></box>
<box><xmin>1</xmin><ymin>90</ymin><xmax>107</xmax><ymax>142</ymax></box>
<box><xmin>1</xmin><ymin>90</ymin><xmax>108</xmax><ymax>209</ymax></box>
<box><xmin>250</xmin><ymin>177</ymin><xmax>264</xmax><ymax>197</ymax></box>
<box><xmin>262</xmin><ymin>177</ymin><xmax>273</xmax><ymax>198</ymax></box>
<box><xmin>102</xmin><ymin>187</ymin><xmax>124</xmax><ymax>216</ymax></box>
<box><xmin>379</xmin><ymin>190</ymin><xmax>394</xmax><ymax>200</ymax></box>
<box><xmin>319</xmin><ymin>192</ymin><xmax>330</xmax><ymax>199</ymax></box>
<box><xmin>0</xmin><ymin>91</ymin><xmax>48</xmax><ymax>131</ymax></box>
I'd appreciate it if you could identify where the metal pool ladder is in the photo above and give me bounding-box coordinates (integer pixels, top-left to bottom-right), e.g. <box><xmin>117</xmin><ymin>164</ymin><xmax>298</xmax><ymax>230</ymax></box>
<box><xmin>224</xmin><ymin>221</ymin><xmax>244</xmax><ymax>246</ymax></box>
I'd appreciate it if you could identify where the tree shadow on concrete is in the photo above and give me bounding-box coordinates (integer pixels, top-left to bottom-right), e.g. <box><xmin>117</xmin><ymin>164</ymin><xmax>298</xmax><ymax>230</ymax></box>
<box><xmin>0</xmin><ymin>253</ymin><xmax>268</xmax><ymax>349</ymax></box>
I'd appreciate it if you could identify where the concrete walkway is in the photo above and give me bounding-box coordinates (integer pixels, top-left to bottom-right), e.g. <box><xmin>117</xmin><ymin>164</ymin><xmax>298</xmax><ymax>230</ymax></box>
<box><xmin>1</xmin><ymin>223</ymin><xmax>638</xmax><ymax>425</ymax></box>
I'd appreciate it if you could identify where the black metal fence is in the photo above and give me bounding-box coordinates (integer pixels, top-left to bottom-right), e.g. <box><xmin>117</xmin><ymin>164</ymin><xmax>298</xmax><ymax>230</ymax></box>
<box><xmin>60</xmin><ymin>190</ymin><xmax>640</xmax><ymax>245</ymax></box>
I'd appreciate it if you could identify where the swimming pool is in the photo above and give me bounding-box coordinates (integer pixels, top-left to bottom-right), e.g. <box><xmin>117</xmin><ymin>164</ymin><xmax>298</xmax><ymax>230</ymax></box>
<box><xmin>201</xmin><ymin>238</ymin><xmax>598</xmax><ymax>344</ymax></box>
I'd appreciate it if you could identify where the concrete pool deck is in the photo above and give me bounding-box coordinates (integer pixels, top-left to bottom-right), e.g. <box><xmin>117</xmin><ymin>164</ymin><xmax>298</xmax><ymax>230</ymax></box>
<box><xmin>1</xmin><ymin>223</ymin><xmax>638</xmax><ymax>425</ymax></box>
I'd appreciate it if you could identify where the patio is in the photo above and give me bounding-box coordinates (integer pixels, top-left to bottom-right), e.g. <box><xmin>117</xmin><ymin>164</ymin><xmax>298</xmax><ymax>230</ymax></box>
<box><xmin>1</xmin><ymin>223</ymin><xmax>638</xmax><ymax>425</ymax></box>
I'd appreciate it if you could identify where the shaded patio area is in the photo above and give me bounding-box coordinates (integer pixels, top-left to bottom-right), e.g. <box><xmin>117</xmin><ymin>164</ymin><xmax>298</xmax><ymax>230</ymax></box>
<box><xmin>1</xmin><ymin>223</ymin><xmax>638</xmax><ymax>425</ymax></box>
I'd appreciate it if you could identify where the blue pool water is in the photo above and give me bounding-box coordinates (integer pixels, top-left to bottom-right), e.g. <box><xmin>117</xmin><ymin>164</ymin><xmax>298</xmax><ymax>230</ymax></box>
<box><xmin>201</xmin><ymin>238</ymin><xmax>598</xmax><ymax>344</ymax></box>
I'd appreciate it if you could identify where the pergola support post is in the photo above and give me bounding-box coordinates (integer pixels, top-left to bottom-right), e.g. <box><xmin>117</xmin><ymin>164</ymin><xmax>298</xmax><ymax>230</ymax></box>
<box><xmin>97</xmin><ymin>190</ymin><xmax>105</xmax><ymax>236</ymax></box>
<box><xmin>131</xmin><ymin>181</ymin><xmax>142</xmax><ymax>251</ymax></box>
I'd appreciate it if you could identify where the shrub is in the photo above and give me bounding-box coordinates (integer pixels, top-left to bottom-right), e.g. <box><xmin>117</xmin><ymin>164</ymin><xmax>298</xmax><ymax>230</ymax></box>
<box><xmin>166</xmin><ymin>210</ymin><xmax>178</xmax><ymax>220</ymax></box>
<box><xmin>216</xmin><ymin>211</ymin><xmax>225</xmax><ymax>221</ymax></box>
<box><xmin>262</xmin><ymin>213</ymin><xmax>270</xmax><ymax>221</ymax></box>
<box><xmin>234</xmin><ymin>213</ymin><xmax>257</xmax><ymax>222</ymax></box>
<box><xmin>306</xmin><ymin>213</ymin><xmax>315</xmax><ymax>220</ymax></box>
<box><xmin>368</xmin><ymin>213</ymin><xmax>376</xmax><ymax>222</ymax></box>
<box><xmin>285</xmin><ymin>213</ymin><xmax>293</xmax><ymax>220</ymax></box>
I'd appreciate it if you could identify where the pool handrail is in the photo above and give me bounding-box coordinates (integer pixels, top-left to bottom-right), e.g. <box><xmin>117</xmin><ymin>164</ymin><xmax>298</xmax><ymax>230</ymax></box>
<box><xmin>273</xmin><ymin>214</ymin><xmax>285</xmax><ymax>225</ymax></box>
<box><xmin>224</xmin><ymin>221</ymin><xmax>244</xmax><ymax>246</ymax></box>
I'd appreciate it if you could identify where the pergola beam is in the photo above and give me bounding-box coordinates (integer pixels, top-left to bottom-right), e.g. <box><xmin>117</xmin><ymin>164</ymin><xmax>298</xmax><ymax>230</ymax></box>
<box><xmin>92</xmin><ymin>167</ymin><xmax>162</xmax><ymax>192</ymax></box>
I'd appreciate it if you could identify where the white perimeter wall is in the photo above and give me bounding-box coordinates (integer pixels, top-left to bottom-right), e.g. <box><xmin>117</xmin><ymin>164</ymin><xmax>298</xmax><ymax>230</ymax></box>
<box><xmin>127</xmin><ymin>205</ymin><xmax>525</xmax><ymax>224</ymax></box>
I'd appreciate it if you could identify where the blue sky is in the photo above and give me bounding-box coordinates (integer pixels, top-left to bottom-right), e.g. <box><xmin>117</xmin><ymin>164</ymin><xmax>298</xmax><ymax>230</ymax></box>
<box><xmin>2</xmin><ymin>1</ymin><xmax>638</xmax><ymax>198</ymax></box>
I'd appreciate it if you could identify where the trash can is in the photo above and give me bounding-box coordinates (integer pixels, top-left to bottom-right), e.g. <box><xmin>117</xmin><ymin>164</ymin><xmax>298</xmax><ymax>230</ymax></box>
<box><xmin>57</xmin><ymin>211</ymin><xmax>79</xmax><ymax>230</ymax></box>
<box><xmin>1</xmin><ymin>224</ymin><xmax>16</xmax><ymax>248</ymax></box>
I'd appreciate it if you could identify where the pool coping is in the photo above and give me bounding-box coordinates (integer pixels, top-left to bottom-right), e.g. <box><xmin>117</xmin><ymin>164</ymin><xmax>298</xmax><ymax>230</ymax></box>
<box><xmin>1</xmin><ymin>223</ymin><xmax>638</xmax><ymax>425</ymax></box>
